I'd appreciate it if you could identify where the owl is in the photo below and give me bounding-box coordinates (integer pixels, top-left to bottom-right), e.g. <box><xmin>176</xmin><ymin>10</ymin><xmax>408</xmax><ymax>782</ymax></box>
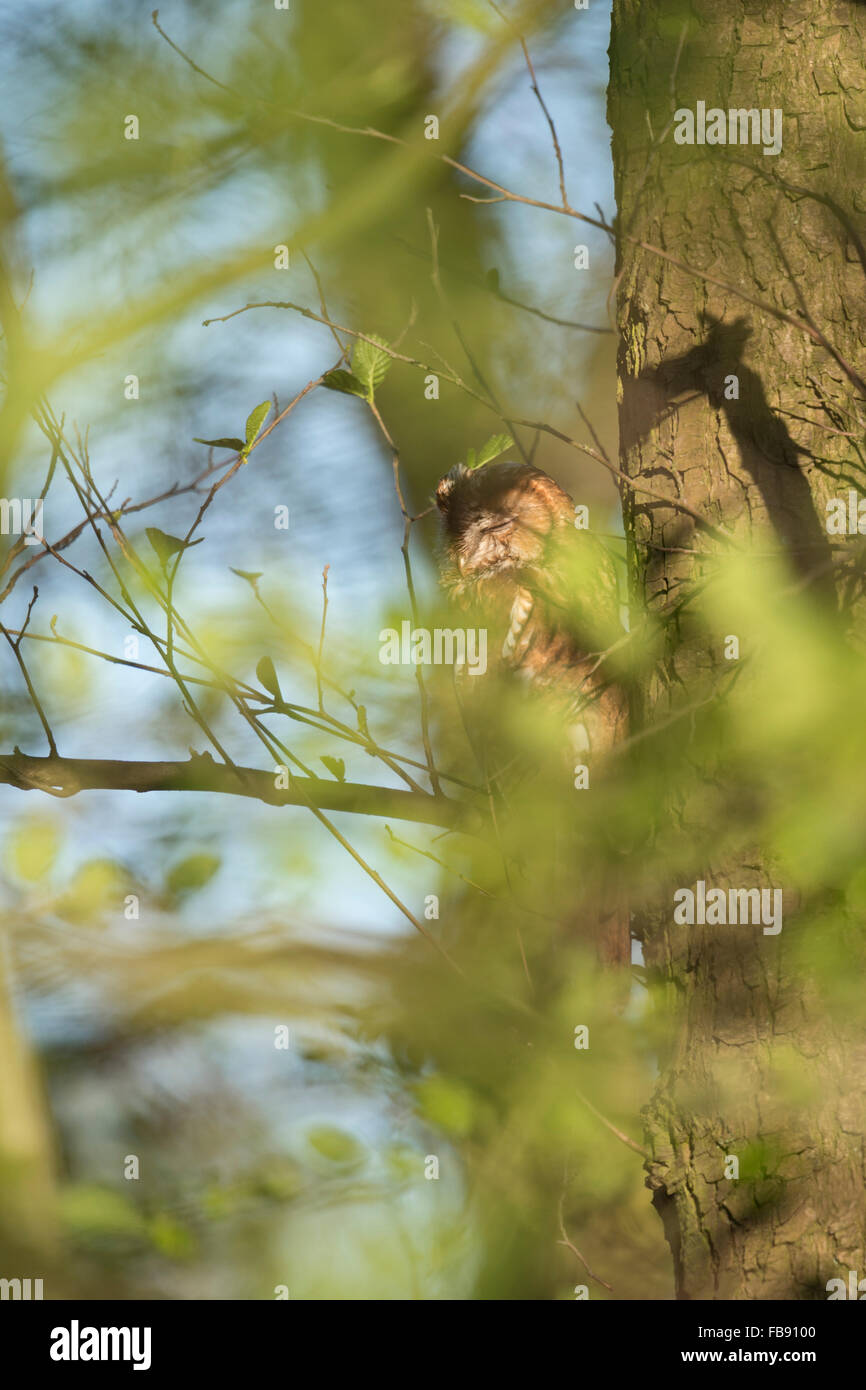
<box><xmin>435</xmin><ymin>459</ymin><xmax>627</xmax><ymax>758</ymax></box>
<box><xmin>435</xmin><ymin>458</ymin><xmax>630</xmax><ymax>967</ymax></box>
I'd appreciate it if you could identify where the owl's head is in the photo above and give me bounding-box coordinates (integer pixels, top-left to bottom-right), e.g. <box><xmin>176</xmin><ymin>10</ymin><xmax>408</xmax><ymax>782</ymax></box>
<box><xmin>435</xmin><ymin>460</ymin><xmax>571</xmax><ymax>591</ymax></box>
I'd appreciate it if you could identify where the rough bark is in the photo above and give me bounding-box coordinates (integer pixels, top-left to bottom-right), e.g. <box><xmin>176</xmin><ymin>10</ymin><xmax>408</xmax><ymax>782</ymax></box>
<box><xmin>609</xmin><ymin>0</ymin><xmax>866</xmax><ymax>1298</ymax></box>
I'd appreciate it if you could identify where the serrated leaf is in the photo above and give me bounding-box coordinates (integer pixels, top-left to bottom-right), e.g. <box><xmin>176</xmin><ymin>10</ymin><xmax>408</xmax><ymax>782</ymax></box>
<box><xmin>193</xmin><ymin>436</ymin><xmax>245</xmax><ymax>451</ymax></box>
<box><xmin>245</xmin><ymin>401</ymin><xmax>271</xmax><ymax>449</ymax></box>
<box><xmin>474</xmin><ymin>433</ymin><xmax>514</xmax><ymax>468</ymax></box>
<box><xmin>146</xmin><ymin>527</ymin><xmax>202</xmax><ymax>567</ymax></box>
<box><xmin>320</xmin><ymin>755</ymin><xmax>346</xmax><ymax>782</ymax></box>
<box><xmin>321</xmin><ymin>369</ymin><xmax>367</xmax><ymax>398</ymax></box>
<box><xmin>256</xmin><ymin>655</ymin><xmax>282</xmax><ymax>701</ymax></box>
<box><xmin>351</xmin><ymin>334</ymin><xmax>391</xmax><ymax>399</ymax></box>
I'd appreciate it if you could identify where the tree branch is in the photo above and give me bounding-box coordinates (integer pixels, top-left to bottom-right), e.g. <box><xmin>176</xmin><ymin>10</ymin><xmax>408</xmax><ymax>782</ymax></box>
<box><xmin>0</xmin><ymin>752</ymin><xmax>477</xmax><ymax>829</ymax></box>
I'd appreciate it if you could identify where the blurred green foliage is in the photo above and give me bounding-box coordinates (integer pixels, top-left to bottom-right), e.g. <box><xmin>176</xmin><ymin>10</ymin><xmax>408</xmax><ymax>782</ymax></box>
<box><xmin>0</xmin><ymin>0</ymin><xmax>860</xmax><ymax>1304</ymax></box>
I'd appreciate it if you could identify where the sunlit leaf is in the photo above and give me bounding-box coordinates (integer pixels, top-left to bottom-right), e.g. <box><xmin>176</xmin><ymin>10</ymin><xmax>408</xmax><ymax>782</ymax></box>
<box><xmin>245</xmin><ymin>400</ymin><xmax>271</xmax><ymax>449</ymax></box>
<box><xmin>351</xmin><ymin>334</ymin><xmax>391</xmax><ymax>398</ymax></box>
<box><xmin>146</xmin><ymin>527</ymin><xmax>203</xmax><ymax>567</ymax></box>
<box><xmin>414</xmin><ymin>1075</ymin><xmax>476</xmax><ymax>1137</ymax></box>
<box><xmin>193</xmin><ymin>436</ymin><xmax>245</xmax><ymax>451</ymax></box>
<box><xmin>474</xmin><ymin>433</ymin><xmax>513</xmax><ymax>468</ymax></box>
<box><xmin>306</xmin><ymin>1125</ymin><xmax>364</xmax><ymax>1167</ymax></box>
<box><xmin>57</xmin><ymin>858</ymin><xmax>128</xmax><ymax>923</ymax></box>
<box><xmin>320</xmin><ymin>755</ymin><xmax>346</xmax><ymax>782</ymax></box>
<box><xmin>256</xmin><ymin>655</ymin><xmax>282</xmax><ymax>700</ymax></box>
<box><xmin>5</xmin><ymin>816</ymin><xmax>61</xmax><ymax>882</ymax></box>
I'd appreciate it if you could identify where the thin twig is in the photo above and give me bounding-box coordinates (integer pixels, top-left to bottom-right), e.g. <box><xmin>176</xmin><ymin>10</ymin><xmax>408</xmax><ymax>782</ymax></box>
<box><xmin>426</xmin><ymin>207</ymin><xmax>531</xmax><ymax>466</ymax></box>
<box><xmin>575</xmin><ymin>1088</ymin><xmax>650</xmax><ymax>1159</ymax></box>
<box><xmin>316</xmin><ymin>564</ymin><xmax>330</xmax><ymax>713</ymax></box>
<box><xmin>557</xmin><ymin>1189</ymin><xmax>613</xmax><ymax>1293</ymax></box>
<box><xmin>367</xmin><ymin>397</ymin><xmax>442</xmax><ymax>796</ymax></box>
<box><xmin>488</xmin><ymin>0</ymin><xmax>570</xmax><ymax>210</ymax></box>
<box><xmin>205</xmin><ymin>297</ymin><xmax>734</xmax><ymax>542</ymax></box>
<box><xmin>0</xmin><ymin>587</ymin><xmax>57</xmax><ymax>755</ymax></box>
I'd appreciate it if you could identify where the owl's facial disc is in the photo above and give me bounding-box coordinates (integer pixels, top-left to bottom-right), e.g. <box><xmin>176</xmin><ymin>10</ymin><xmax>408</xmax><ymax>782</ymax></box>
<box><xmin>436</xmin><ymin>459</ymin><xmax>555</xmax><ymax>594</ymax></box>
<box><xmin>456</xmin><ymin>512</ymin><xmax>519</xmax><ymax>577</ymax></box>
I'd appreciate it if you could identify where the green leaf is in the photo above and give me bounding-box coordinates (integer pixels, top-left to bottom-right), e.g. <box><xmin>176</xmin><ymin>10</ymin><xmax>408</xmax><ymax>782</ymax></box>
<box><xmin>306</xmin><ymin>1125</ymin><xmax>364</xmax><ymax>1167</ymax></box>
<box><xmin>320</xmin><ymin>755</ymin><xmax>346</xmax><ymax>782</ymax></box>
<box><xmin>351</xmin><ymin>334</ymin><xmax>392</xmax><ymax>399</ymax></box>
<box><xmin>147</xmin><ymin>1213</ymin><xmax>196</xmax><ymax>1260</ymax></box>
<box><xmin>256</xmin><ymin>655</ymin><xmax>282</xmax><ymax>701</ymax></box>
<box><xmin>474</xmin><ymin>433</ymin><xmax>514</xmax><ymax>468</ymax></box>
<box><xmin>245</xmin><ymin>401</ymin><xmax>271</xmax><ymax>450</ymax></box>
<box><xmin>146</xmin><ymin>527</ymin><xmax>203</xmax><ymax>568</ymax></box>
<box><xmin>356</xmin><ymin>705</ymin><xmax>369</xmax><ymax>738</ymax></box>
<box><xmin>466</xmin><ymin>447</ymin><xmax>476</xmax><ymax>469</ymax></box>
<box><xmin>230</xmin><ymin>567</ymin><xmax>263</xmax><ymax>587</ymax></box>
<box><xmin>57</xmin><ymin>859</ymin><xmax>128</xmax><ymax>923</ymax></box>
<box><xmin>201</xmin><ymin>1184</ymin><xmax>244</xmax><ymax>1219</ymax></box>
<box><xmin>385</xmin><ymin>1144</ymin><xmax>418</xmax><ymax>1182</ymax></box>
<box><xmin>414</xmin><ymin>1075</ymin><xmax>477</xmax><ymax>1137</ymax></box>
<box><xmin>166</xmin><ymin>853</ymin><xmax>221</xmax><ymax>898</ymax></box>
<box><xmin>321</xmin><ymin>369</ymin><xmax>367</xmax><ymax>398</ymax></box>
<box><xmin>60</xmin><ymin>1185</ymin><xmax>146</xmax><ymax>1240</ymax></box>
<box><xmin>5</xmin><ymin>815</ymin><xmax>62</xmax><ymax>883</ymax></box>
<box><xmin>247</xmin><ymin>1157</ymin><xmax>303</xmax><ymax>1202</ymax></box>
<box><xmin>193</xmin><ymin>436</ymin><xmax>245</xmax><ymax>452</ymax></box>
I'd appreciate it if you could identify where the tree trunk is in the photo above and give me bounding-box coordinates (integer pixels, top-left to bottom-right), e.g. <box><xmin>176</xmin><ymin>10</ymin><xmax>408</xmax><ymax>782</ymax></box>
<box><xmin>609</xmin><ymin>0</ymin><xmax>866</xmax><ymax>1298</ymax></box>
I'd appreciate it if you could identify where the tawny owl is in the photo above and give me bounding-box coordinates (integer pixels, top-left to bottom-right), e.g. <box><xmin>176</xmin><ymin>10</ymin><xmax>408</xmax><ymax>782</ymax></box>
<box><xmin>435</xmin><ymin>458</ymin><xmax>630</xmax><ymax>966</ymax></box>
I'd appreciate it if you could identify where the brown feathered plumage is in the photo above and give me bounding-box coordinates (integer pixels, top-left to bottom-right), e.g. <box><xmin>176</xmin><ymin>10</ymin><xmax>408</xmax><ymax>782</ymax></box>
<box><xmin>436</xmin><ymin>459</ymin><xmax>630</xmax><ymax>967</ymax></box>
<box><xmin>436</xmin><ymin>460</ymin><xmax>626</xmax><ymax>756</ymax></box>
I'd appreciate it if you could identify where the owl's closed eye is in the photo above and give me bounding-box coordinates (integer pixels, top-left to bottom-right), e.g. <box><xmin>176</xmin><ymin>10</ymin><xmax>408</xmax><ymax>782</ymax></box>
<box><xmin>435</xmin><ymin>460</ymin><xmax>568</xmax><ymax>594</ymax></box>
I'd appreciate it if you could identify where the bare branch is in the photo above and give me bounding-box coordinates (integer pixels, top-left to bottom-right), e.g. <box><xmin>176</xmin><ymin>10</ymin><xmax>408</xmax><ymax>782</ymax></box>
<box><xmin>487</xmin><ymin>0</ymin><xmax>570</xmax><ymax>210</ymax></box>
